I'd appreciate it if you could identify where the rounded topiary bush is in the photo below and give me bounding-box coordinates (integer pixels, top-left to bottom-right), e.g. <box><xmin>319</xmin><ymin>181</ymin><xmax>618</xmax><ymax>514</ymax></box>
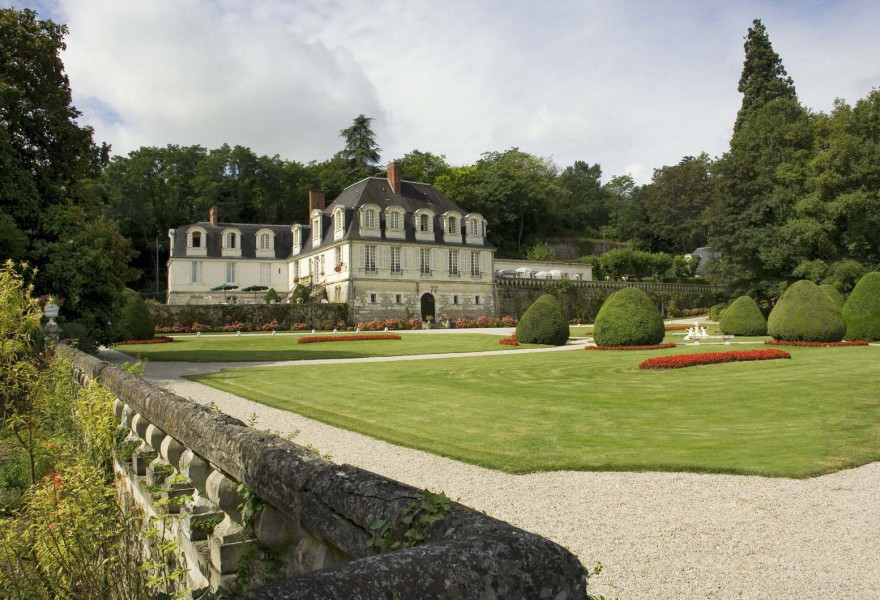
<box><xmin>719</xmin><ymin>296</ymin><xmax>767</xmax><ymax>336</ymax></box>
<box><xmin>515</xmin><ymin>294</ymin><xmax>569</xmax><ymax>345</ymax></box>
<box><xmin>593</xmin><ymin>287</ymin><xmax>665</xmax><ymax>347</ymax></box>
<box><xmin>116</xmin><ymin>288</ymin><xmax>154</xmax><ymax>341</ymax></box>
<box><xmin>767</xmin><ymin>280</ymin><xmax>846</xmax><ymax>342</ymax></box>
<box><xmin>842</xmin><ymin>272</ymin><xmax>880</xmax><ymax>341</ymax></box>
<box><xmin>819</xmin><ymin>284</ymin><xmax>845</xmax><ymax>309</ymax></box>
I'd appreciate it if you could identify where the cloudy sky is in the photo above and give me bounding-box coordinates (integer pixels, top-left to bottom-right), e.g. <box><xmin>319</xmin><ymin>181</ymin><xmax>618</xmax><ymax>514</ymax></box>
<box><xmin>12</xmin><ymin>0</ymin><xmax>880</xmax><ymax>182</ymax></box>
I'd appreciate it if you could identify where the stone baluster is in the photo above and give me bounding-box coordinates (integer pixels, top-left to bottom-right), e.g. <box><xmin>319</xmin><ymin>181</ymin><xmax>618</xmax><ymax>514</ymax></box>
<box><xmin>159</xmin><ymin>435</ymin><xmax>193</xmax><ymax>512</ymax></box>
<box><xmin>205</xmin><ymin>469</ymin><xmax>256</xmax><ymax>585</ymax></box>
<box><xmin>130</xmin><ymin>413</ymin><xmax>156</xmax><ymax>476</ymax></box>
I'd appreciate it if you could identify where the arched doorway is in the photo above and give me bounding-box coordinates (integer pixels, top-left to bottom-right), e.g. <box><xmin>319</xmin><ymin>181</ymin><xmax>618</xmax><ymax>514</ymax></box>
<box><xmin>420</xmin><ymin>293</ymin><xmax>435</xmax><ymax>321</ymax></box>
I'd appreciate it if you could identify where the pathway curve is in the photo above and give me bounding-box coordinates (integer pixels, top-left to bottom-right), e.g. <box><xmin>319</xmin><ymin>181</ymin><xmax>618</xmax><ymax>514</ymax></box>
<box><xmin>99</xmin><ymin>341</ymin><xmax>880</xmax><ymax>600</ymax></box>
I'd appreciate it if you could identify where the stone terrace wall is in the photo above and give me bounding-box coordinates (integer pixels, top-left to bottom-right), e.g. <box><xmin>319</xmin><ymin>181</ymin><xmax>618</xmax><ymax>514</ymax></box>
<box><xmin>498</xmin><ymin>277</ymin><xmax>727</xmax><ymax>321</ymax></box>
<box><xmin>149</xmin><ymin>302</ymin><xmax>349</xmax><ymax>329</ymax></box>
<box><xmin>57</xmin><ymin>344</ymin><xmax>587</xmax><ymax>599</ymax></box>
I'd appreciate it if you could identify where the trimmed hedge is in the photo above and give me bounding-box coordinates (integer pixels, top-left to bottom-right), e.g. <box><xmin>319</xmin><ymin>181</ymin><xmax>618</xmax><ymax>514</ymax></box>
<box><xmin>767</xmin><ymin>280</ymin><xmax>846</xmax><ymax>342</ymax></box>
<box><xmin>116</xmin><ymin>289</ymin><xmax>154</xmax><ymax>342</ymax></box>
<box><xmin>593</xmin><ymin>287</ymin><xmax>665</xmax><ymax>347</ymax></box>
<box><xmin>719</xmin><ymin>296</ymin><xmax>767</xmax><ymax>336</ymax></box>
<box><xmin>515</xmin><ymin>294</ymin><xmax>569</xmax><ymax>345</ymax></box>
<box><xmin>819</xmin><ymin>284</ymin><xmax>845</xmax><ymax>309</ymax></box>
<box><xmin>842</xmin><ymin>272</ymin><xmax>880</xmax><ymax>341</ymax></box>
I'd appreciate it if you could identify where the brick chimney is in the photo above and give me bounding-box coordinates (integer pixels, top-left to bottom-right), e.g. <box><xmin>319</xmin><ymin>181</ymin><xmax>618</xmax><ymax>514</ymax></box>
<box><xmin>387</xmin><ymin>161</ymin><xmax>401</xmax><ymax>195</ymax></box>
<box><xmin>309</xmin><ymin>189</ymin><xmax>325</xmax><ymax>213</ymax></box>
<box><xmin>209</xmin><ymin>205</ymin><xmax>218</xmax><ymax>226</ymax></box>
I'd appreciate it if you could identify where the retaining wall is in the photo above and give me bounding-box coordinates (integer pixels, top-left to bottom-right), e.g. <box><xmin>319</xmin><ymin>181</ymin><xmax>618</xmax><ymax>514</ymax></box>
<box><xmin>497</xmin><ymin>277</ymin><xmax>727</xmax><ymax>321</ymax></box>
<box><xmin>57</xmin><ymin>344</ymin><xmax>587</xmax><ymax>599</ymax></box>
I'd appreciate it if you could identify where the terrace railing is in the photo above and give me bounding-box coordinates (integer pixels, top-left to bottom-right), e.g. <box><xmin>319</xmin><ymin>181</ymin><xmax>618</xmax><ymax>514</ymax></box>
<box><xmin>57</xmin><ymin>344</ymin><xmax>586</xmax><ymax>599</ymax></box>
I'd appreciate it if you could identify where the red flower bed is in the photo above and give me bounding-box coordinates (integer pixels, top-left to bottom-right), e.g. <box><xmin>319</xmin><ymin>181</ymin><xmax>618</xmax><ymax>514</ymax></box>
<box><xmin>499</xmin><ymin>334</ymin><xmax>519</xmax><ymax>346</ymax></box>
<box><xmin>664</xmin><ymin>325</ymin><xmax>689</xmax><ymax>331</ymax></box>
<box><xmin>297</xmin><ymin>334</ymin><xmax>402</xmax><ymax>344</ymax></box>
<box><xmin>586</xmin><ymin>343</ymin><xmax>677</xmax><ymax>351</ymax></box>
<box><xmin>764</xmin><ymin>339</ymin><xmax>868</xmax><ymax>347</ymax></box>
<box><xmin>117</xmin><ymin>336</ymin><xmax>174</xmax><ymax>345</ymax></box>
<box><xmin>639</xmin><ymin>349</ymin><xmax>791</xmax><ymax>370</ymax></box>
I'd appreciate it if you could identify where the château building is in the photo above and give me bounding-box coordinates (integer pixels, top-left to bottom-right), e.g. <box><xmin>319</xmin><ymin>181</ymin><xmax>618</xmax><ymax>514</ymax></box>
<box><xmin>167</xmin><ymin>162</ymin><xmax>497</xmax><ymax>322</ymax></box>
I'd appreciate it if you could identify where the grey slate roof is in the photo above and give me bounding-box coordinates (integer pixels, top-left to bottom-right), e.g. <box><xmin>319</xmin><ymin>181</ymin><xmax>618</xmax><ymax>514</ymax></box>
<box><xmin>172</xmin><ymin>177</ymin><xmax>492</xmax><ymax>259</ymax></box>
<box><xmin>171</xmin><ymin>222</ymin><xmax>293</xmax><ymax>260</ymax></box>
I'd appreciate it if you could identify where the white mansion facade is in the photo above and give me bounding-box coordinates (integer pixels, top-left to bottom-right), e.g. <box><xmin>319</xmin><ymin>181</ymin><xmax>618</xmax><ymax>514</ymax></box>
<box><xmin>167</xmin><ymin>163</ymin><xmax>497</xmax><ymax>321</ymax></box>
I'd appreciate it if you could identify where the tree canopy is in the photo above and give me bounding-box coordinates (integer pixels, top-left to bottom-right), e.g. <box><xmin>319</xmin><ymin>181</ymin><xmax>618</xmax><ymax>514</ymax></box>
<box><xmin>339</xmin><ymin>114</ymin><xmax>381</xmax><ymax>180</ymax></box>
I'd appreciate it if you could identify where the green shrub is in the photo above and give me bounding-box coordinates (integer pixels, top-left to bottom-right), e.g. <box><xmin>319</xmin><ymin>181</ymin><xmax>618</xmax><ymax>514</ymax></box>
<box><xmin>116</xmin><ymin>288</ymin><xmax>154</xmax><ymax>341</ymax></box>
<box><xmin>842</xmin><ymin>272</ymin><xmax>880</xmax><ymax>341</ymax></box>
<box><xmin>819</xmin><ymin>284</ymin><xmax>845</xmax><ymax>309</ymax></box>
<box><xmin>709</xmin><ymin>303</ymin><xmax>727</xmax><ymax>321</ymax></box>
<box><xmin>62</xmin><ymin>321</ymin><xmax>99</xmax><ymax>354</ymax></box>
<box><xmin>593</xmin><ymin>287</ymin><xmax>665</xmax><ymax>347</ymax></box>
<box><xmin>767</xmin><ymin>280</ymin><xmax>846</xmax><ymax>342</ymax></box>
<box><xmin>515</xmin><ymin>294</ymin><xmax>569</xmax><ymax>345</ymax></box>
<box><xmin>719</xmin><ymin>296</ymin><xmax>767</xmax><ymax>336</ymax></box>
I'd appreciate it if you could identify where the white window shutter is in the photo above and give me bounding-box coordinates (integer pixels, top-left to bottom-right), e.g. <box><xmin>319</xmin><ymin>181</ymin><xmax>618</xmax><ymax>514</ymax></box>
<box><xmin>481</xmin><ymin>251</ymin><xmax>489</xmax><ymax>274</ymax></box>
<box><xmin>355</xmin><ymin>244</ymin><xmax>364</xmax><ymax>269</ymax></box>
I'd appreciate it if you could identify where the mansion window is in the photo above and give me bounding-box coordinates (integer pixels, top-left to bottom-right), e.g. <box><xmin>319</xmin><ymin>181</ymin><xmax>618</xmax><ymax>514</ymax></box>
<box><xmin>448</xmin><ymin>250</ymin><xmax>459</xmax><ymax>276</ymax></box>
<box><xmin>312</xmin><ymin>217</ymin><xmax>321</xmax><ymax>244</ymax></box>
<box><xmin>420</xmin><ymin>214</ymin><xmax>429</xmax><ymax>232</ymax></box>
<box><xmin>389</xmin><ymin>211</ymin><xmax>401</xmax><ymax>230</ymax></box>
<box><xmin>370</xmin><ymin>293</ymin><xmax>377</xmax><ymax>303</ymax></box>
<box><xmin>260</xmin><ymin>263</ymin><xmax>271</xmax><ymax>284</ymax></box>
<box><xmin>364</xmin><ymin>209</ymin><xmax>376</xmax><ymax>229</ymax></box>
<box><xmin>334</xmin><ymin>287</ymin><xmax>341</xmax><ymax>302</ymax></box>
<box><xmin>448</xmin><ymin>216</ymin><xmax>457</xmax><ymax>234</ymax></box>
<box><xmin>475</xmin><ymin>295</ymin><xmax>481</xmax><ymax>305</ymax></box>
<box><xmin>469</xmin><ymin>219</ymin><xmax>478</xmax><ymax>236</ymax></box>
<box><xmin>259</xmin><ymin>233</ymin><xmax>270</xmax><ymax>250</ymax></box>
<box><xmin>292</xmin><ymin>261</ymin><xmax>299</xmax><ymax>279</ymax></box>
<box><xmin>335</xmin><ymin>210</ymin><xmax>344</xmax><ymax>232</ymax></box>
<box><xmin>335</xmin><ymin>246</ymin><xmax>342</xmax><ymax>268</ymax></box>
<box><xmin>191</xmin><ymin>231</ymin><xmax>202</xmax><ymax>248</ymax></box>
<box><xmin>453</xmin><ymin>295</ymin><xmax>459</xmax><ymax>305</ymax></box>
<box><xmin>420</xmin><ymin>248</ymin><xmax>431</xmax><ymax>275</ymax></box>
<box><xmin>226</xmin><ymin>262</ymin><xmax>235</xmax><ymax>283</ymax></box>
<box><xmin>293</xmin><ymin>228</ymin><xmax>300</xmax><ymax>247</ymax></box>
<box><xmin>365</xmin><ymin>245</ymin><xmax>377</xmax><ymax>273</ymax></box>
<box><xmin>225</xmin><ymin>232</ymin><xmax>237</xmax><ymax>249</ymax></box>
<box><xmin>390</xmin><ymin>247</ymin><xmax>402</xmax><ymax>274</ymax></box>
<box><xmin>470</xmin><ymin>251</ymin><xmax>480</xmax><ymax>276</ymax></box>
<box><xmin>190</xmin><ymin>261</ymin><xmax>201</xmax><ymax>283</ymax></box>
<box><xmin>395</xmin><ymin>293</ymin><xmax>402</xmax><ymax>304</ymax></box>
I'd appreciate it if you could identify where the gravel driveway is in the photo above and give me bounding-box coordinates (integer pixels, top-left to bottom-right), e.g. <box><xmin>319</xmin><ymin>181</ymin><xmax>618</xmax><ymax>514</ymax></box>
<box><xmin>101</xmin><ymin>346</ymin><xmax>880</xmax><ymax>600</ymax></box>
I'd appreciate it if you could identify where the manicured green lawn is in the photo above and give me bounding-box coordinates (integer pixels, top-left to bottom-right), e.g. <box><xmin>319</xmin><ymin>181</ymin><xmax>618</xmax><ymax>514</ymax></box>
<box><xmin>190</xmin><ymin>345</ymin><xmax>880</xmax><ymax>477</ymax></box>
<box><xmin>117</xmin><ymin>333</ymin><xmax>546</xmax><ymax>362</ymax></box>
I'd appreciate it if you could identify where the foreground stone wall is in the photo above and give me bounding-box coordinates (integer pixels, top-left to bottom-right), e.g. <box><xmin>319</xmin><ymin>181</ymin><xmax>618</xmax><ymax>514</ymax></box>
<box><xmin>498</xmin><ymin>277</ymin><xmax>727</xmax><ymax>321</ymax></box>
<box><xmin>58</xmin><ymin>344</ymin><xmax>587</xmax><ymax>599</ymax></box>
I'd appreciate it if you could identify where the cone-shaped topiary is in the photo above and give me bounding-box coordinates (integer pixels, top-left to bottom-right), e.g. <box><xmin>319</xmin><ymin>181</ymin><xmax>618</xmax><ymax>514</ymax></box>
<box><xmin>719</xmin><ymin>296</ymin><xmax>767</xmax><ymax>336</ymax></box>
<box><xmin>842</xmin><ymin>272</ymin><xmax>880</xmax><ymax>341</ymax></box>
<box><xmin>819</xmin><ymin>284</ymin><xmax>845</xmax><ymax>309</ymax></box>
<box><xmin>116</xmin><ymin>288</ymin><xmax>154</xmax><ymax>341</ymax></box>
<box><xmin>593</xmin><ymin>287</ymin><xmax>665</xmax><ymax>347</ymax></box>
<box><xmin>767</xmin><ymin>280</ymin><xmax>846</xmax><ymax>342</ymax></box>
<box><xmin>515</xmin><ymin>294</ymin><xmax>569</xmax><ymax>345</ymax></box>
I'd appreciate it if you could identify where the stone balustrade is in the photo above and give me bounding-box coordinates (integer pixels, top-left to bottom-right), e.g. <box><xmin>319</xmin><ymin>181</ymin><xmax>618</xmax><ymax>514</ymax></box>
<box><xmin>60</xmin><ymin>344</ymin><xmax>587</xmax><ymax>599</ymax></box>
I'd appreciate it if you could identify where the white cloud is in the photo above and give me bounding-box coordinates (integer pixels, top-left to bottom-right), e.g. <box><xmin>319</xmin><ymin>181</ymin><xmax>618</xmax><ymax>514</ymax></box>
<box><xmin>43</xmin><ymin>0</ymin><xmax>880</xmax><ymax>183</ymax></box>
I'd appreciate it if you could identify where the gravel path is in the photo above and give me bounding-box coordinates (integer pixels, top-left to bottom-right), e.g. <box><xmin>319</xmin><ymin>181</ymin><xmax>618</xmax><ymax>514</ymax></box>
<box><xmin>100</xmin><ymin>344</ymin><xmax>880</xmax><ymax>600</ymax></box>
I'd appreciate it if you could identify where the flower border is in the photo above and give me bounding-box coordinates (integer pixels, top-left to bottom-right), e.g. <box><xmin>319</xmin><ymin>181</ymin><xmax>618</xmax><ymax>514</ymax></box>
<box><xmin>586</xmin><ymin>343</ymin><xmax>677</xmax><ymax>351</ymax></box>
<box><xmin>764</xmin><ymin>339</ymin><xmax>868</xmax><ymax>347</ymax></box>
<box><xmin>297</xmin><ymin>334</ymin><xmax>402</xmax><ymax>344</ymax></box>
<box><xmin>117</xmin><ymin>336</ymin><xmax>174</xmax><ymax>345</ymax></box>
<box><xmin>639</xmin><ymin>349</ymin><xmax>791</xmax><ymax>370</ymax></box>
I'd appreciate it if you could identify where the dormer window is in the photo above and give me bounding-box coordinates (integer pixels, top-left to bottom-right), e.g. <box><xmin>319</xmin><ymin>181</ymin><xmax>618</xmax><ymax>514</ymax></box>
<box><xmin>312</xmin><ymin>215</ymin><xmax>321</xmax><ymax>244</ymax></box>
<box><xmin>293</xmin><ymin>228</ymin><xmax>300</xmax><ymax>247</ymax></box>
<box><xmin>225</xmin><ymin>232</ymin><xmax>237</xmax><ymax>249</ymax></box>
<box><xmin>186</xmin><ymin>226</ymin><xmax>208</xmax><ymax>256</ymax></box>
<box><xmin>259</xmin><ymin>233</ymin><xmax>270</xmax><ymax>250</ymax></box>
<box><xmin>334</xmin><ymin>209</ymin><xmax>344</xmax><ymax>232</ymax></box>
<box><xmin>364</xmin><ymin>209</ymin><xmax>376</xmax><ymax>229</ymax></box>
<box><xmin>469</xmin><ymin>219</ymin><xmax>478</xmax><ymax>236</ymax></box>
<box><xmin>448</xmin><ymin>216</ymin><xmax>457</xmax><ymax>234</ymax></box>
<box><xmin>255</xmin><ymin>229</ymin><xmax>275</xmax><ymax>257</ymax></box>
<box><xmin>192</xmin><ymin>231</ymin><xmax>202</xmax><ymax>248</ymax></box>
<box><xmin>420</xmin><ymin>214</ymin><xmax>429</xmax><ymax>232</ymax></box>
<box><xmin>389</xmin><ymin>211</ymin><xmax>400</xmax><ymax>230</ymax></box>
<box><xmin>221</xmin><ymin>228</ymin><xmax>242</xmax><ymax>257</ymax></box>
